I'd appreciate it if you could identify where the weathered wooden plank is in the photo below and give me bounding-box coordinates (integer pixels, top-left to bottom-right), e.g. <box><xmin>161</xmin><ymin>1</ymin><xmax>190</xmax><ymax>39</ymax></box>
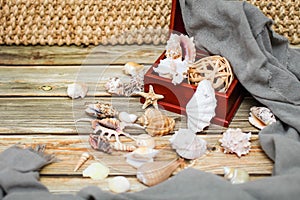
<box><xmin>0</xmin><ymin>65</ymin><xmax>149</xmax><ymax>97</ymax></box>
<box><xmin>0</xmin><ymin>45</ymin><xmax>164</xmax><ymax>66</ymax></box>
<box><xmin>0</xmin><ymin>96</ymin><xmax>259</xmax><ymax>134</ymax></box>
<box><xmin>0</xmin><ymin>134</ymin><xmax>273</xmax><ymax>176</ymax></box>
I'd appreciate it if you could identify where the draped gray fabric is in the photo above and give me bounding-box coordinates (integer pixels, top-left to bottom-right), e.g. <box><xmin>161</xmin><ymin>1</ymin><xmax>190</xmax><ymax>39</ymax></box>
<box><xmin>1</xmin><ymin>1</ymin><xmax>300</xmax><ymax>199</ymax></box>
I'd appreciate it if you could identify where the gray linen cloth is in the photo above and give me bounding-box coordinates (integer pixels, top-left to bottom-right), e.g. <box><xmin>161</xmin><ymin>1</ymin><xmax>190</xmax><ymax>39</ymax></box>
<box><xmin>1</xmin><ymin>1</ymin><xmax>300</xmax><ymax>199</ymax></box>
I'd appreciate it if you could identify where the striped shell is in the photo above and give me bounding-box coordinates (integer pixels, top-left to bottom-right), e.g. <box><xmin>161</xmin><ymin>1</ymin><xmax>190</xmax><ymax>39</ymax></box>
<box><xmin>137</xmin><ymin>158</ymin><xmax>182</xmax><ymax>186</ymax></box>
<box><xmin>137</xmin><ymin>108</ymin><xmax>175</xmax><ymax>136</ymax></box>
<box><xmin>85</xmin><ymin>102</ymin><xmax>118</xmax><ymax>119</ymax></box>
<box><xmin>113</xmin><ymin>142</ymin><xmax>136</xmax><ymax>152</ymax></box>
<box><xmin>93</xmin><ymin>118</ymin><xmax>120</xmax><ymax>130</ymax></box>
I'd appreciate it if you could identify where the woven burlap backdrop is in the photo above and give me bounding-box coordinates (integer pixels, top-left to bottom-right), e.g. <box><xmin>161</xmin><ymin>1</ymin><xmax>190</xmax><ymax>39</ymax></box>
<box><xmin>0</xmin><ymin>0</ymin><xmax>299</xmax><ymax>45</ymax></box>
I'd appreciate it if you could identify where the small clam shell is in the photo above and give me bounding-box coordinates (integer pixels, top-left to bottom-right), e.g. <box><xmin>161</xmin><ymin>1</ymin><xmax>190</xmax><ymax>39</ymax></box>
<box><xmin>224</xmin><ymin>167</ymin><xmax>250</xmax><ymax>184</ymax></box>
<box><xmin>82</xmin><ymin>162</ymin><xmax>109</xmax><ymax>180</ymax></box>
<box><xmin>137</xmin><ymin>158</ymin><xmax>182</xmax><ymax>186</ymax></box>
<box><xmin>249</xmin><ymin>106</ymin><xmax>276</xmax><ymax>129</ymax></box>
<box><xmin>74</xmin><ymin>152</ymin><xmax>91</xmax><ymax>172</ymax></box>
<box><xmin>124</xmin><ymin>62</ymin><xmax>144</xmax><ymax>76</ymax></box>
<box><xmin>125</xmin><ymin>147</ymin><xmax>159</xmax><ymax>168</ymax></box>
<box><xmin>118</xmin><ymin>111</ymin><xmax>138</xmax><ymax>123</ymax></box>
<box><xmin>108</xmin><ymin>176</ymin><xmax>131</xmax><ymax>193</ymax></box>
<box><xmin>67</xmin><ymin>83</ymin><xmax>88</xmax><ymax>99</ymax></box>
<box><xmin>135</xmin><ymin>134</ymin><xmax>156</xmax><ymax>149</ymax></box>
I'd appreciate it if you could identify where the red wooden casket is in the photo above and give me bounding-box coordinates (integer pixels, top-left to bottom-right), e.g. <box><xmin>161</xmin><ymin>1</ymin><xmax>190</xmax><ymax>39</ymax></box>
<box><xmin>142</xmin><ymin>0</ymin><xmax>244</xmax><ymax>127</ymax></box>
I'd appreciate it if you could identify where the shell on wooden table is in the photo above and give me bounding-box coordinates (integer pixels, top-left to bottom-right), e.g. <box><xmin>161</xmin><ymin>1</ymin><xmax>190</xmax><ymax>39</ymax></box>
<box><xmin>186</xmin><ymin>80</ymin><xmax>217</xmax><ymax>133</ymax></box>
<box><xmin>85</xmin><ymin>102</ymin><xmax>118</xmax><ymax>119</ymax></box>
<box><xmin>108</xmin><ymin>176</ymin><xmax>131</xmax><ymax>193</ymax></box>
<box><xmin>135</xmin><ymin>134</ymin><xmax>156</xmax><ymax>149</ymax></box>
<box><xmin>224</xmin><ymin>167</ymin><xmax>250</xmax><ymax>184</ymax></box>
<box><xmin>169</xmin><ymin>128</ymin><xmax>207</xmax><ymax>160</ymax></box>
<box><xmin>123</xmin><ymin>62</ymin><xmax>145</xmax><ymax>76</ymax></box>
<box><xmin>67</xmin><ymin>82</ymin><xmax>88</xmax><ymax>99</ymax></box>
<box><xmin>137</xmin><ymin>108</ymin><xmax>175</xmax><ymax>136</ymax></box>
<box><xmin>137</xmin><ymin>158</ymin><xmax>183</xmax><ymax>186</ymax></box>
<box><xmin>118</xmin><ymin>111</ymin><xmax>138</xmax><ymax>123</ymax></box>
<box><xmin>82</xmin><ymin>162</ymin><xmax>110</xmax><ymax>180</ymax></box>
<box><xmin>74</xmin><ymin>152</ymin><xmax>91</xmax><ymax>172</ymax></box>
<box><xmin>93</xmin><ymin>118</ymin><xmax>121</xmax><ymax>130</ymax></box>
<box><xmin>125</xmin><ymin>147</ymin><xmax>159</xmax><ymax>168</ymax></box>
<box><xmin>89</xmin><ymin>134</ymin><xmax>113</xmax><ymax>154</ymax></box>
<box><xmin>105</xmin><ymin>77</ymin><xmax>124</xmax><ymax>96</ymax></box>
<box><xmin>248</xmin><ymin>106</ymin><xmax>276</xmax><ymax>130</ymax></box>
<box><xmin>219</xmin><ymin>128</ymin><xmax>251</xmax><ymax>157</ymax></box>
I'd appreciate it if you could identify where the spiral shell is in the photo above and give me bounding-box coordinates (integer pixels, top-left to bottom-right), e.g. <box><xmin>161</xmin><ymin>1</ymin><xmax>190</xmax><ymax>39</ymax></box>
<box><xmin>74</xmin><ymin>152</ymin><xmax>91</xmax><ymax>172</ymax></box>
<box><xmin>137</xmin><ymin>108</ymin><xmax>175</xmax><ymax>136</ymax></box>
<box><xmin>113</xmin><ymin>142</ymin><xmax>136</xmax><ymax>152</ymax></box>
<box><xmin>137</xmin><ymin>158</ymin><xmax>183</xmax><ymax>186</ymax></box>
<box><xmin>219</xmin><ymin>128</ymin><xmax>251</xmax><ymax>157</ymax></box>
<box><xmin>94</xmin><ymin>118</ymin><xmax>120</xmax><ymax>130</ymax></box>
<box><xmin>85</xmin><ymin>102</ymin><xmax>118</xmax><ymax>119</ymax></box>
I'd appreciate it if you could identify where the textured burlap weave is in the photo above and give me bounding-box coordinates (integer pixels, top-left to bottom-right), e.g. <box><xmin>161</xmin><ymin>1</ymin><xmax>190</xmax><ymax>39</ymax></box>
<box><xmin>0</xmin><ymin>0</ymin><xmax>298</xmax><ymax>45</ymax></box>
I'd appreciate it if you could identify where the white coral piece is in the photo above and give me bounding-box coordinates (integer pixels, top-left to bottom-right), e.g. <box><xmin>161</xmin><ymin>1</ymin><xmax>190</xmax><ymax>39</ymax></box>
<box><xmin>219</xmin><ymin>128</ymin><xmax>251</xmax><ymax>157</ymax></box>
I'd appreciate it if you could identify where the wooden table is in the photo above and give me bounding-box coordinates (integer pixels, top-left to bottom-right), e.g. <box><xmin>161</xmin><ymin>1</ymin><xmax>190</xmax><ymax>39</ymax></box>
<box><xmin>0</xmin><ymin>44</ymin><xmax>273</xmax><ymax>194</ymax></box>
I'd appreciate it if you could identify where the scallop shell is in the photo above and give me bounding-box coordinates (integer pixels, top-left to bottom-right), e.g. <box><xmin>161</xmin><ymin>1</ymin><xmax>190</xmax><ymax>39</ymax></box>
<box><xmin>137</xmin><ymin>108</ymin><xmax>175</xmax><ymax>136</ymax></box>
<box><xmin>124</xmin><ymin>62</ymin><xmax>144</xmax><ymax>76</ymax></box>
<box><xmin>136</xmin><ymin>158</ymin><xmax>182</xmax><ymax>186</ymax></box>
<box><xmin>224</xmin><ymin>167</ymin><xmax>250</xmax><ymax>184</ymax></box>
<box><xmin>169</xmin><ymin>128</ymin><xmax>207</xmax><ymax>159</ymax></box>
<box><xmin>67</xmin><ymin>83</ymin><xmax>88</xmax><ymax>99</ymax></box>
<box><xmin>135</xmin><ymin>134</ymin><xmax>156</xmax><ymax>149</ymax></box>
<box><xmin>186</xmin><ymin>80</ymin><xmax>217</xmax><ymax>133</ymax></box>
<box><xmin>82</xmin><ymin>162</ymin><xmax>110</xmax><ymax>180</ymax></box>
<box><xmin>249</xmin><ymin>106</ymin><xmax>276</xmax><ymax>129</ymax></box>
<box><xmin>74</xmin><ymin>152</ymin><xmax>91</xmax><ymax>172</ymax></box>
<box><xmin>219</xmin><ymin>128</ymin><xmax>251</xmax><ymax>157</ymax></box>
<box><xmin>85</xmin><ymin>102</ymin><xmax>118</xmax><ymax>119</ymax></box>
<box><xmin>113</xmin><ymin>142</ymin><xmax>136</xmax><ymax>152</ymax></box>
<box><xmin>108</xmin><ymin>176</ymin><xmax>131</xmax><ymax>193</ymax></box>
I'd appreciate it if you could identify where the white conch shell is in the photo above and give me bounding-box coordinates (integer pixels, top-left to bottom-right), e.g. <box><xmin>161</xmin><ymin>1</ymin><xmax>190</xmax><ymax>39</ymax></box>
<box><xmin>125</xmin><ymin>147</ymin><xmax>159</xmax><ymax>168</ymax></box>
<box><xmin>248</xmin><ymin>106</ymin><xmax>276</xmax><ymax>130</ymax></box>
<box><xmin>170</xmin><ymin>128</ymin><xmax>207</xmax><ymax>159</ymax></box>
<box><xmin>123</xmin><ymin>62</ymin><xmax>144</xmax><ymax>76</ymax></box>
<box><xmin>82</xmin><ymin>162</ymin><xmax>110</xmax><ymax>180</ymax></box>
<box><xmin>67</xmin><ymin>83</ymin><xmax>88</xmax><ymax>99</ymax></box>
<box><xmin>108</xmin><ymin>176</ymin><xmax>131</xmax><ymax>193</ymax></box>
<box><xmin>219</xmin><ymin>128</ymin><xmax>251</xmax><ymax>157</ymax></box>
<box><xmin>186</xmin><ymin>80</ymin><xmax>217</xmax><ymax>132</ymax></box>
<box><xmin>224</xmin><ymin>167</ymin><xmax>250</xmax><ymax>184</ymax></box>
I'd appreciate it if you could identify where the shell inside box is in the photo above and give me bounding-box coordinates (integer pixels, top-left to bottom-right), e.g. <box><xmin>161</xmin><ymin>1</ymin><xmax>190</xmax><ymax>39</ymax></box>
<box><xmin>141</xmin><ymin>0</ymin><xmax>244</xmax><ymax>127</ymax></box>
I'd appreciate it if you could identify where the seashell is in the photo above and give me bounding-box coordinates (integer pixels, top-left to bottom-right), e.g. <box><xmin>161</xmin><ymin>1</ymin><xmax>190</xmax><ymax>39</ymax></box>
<box><xmin>108</xmin><ymin>176</ymin><xmax>131</xmax><ymax>193</ymax></box>
<box><xmin>94</xmin><ymin>118</ymin><xmax>121</xmax><ymax>130</ymax></box>
<box><xmin>123</xmin><ymin>62</ymin><xmax>144</xmax><ymax>76</ymax></box>
<box><xmin>137</xmin><ymin>108</ymin><xmax>175</xmax><ymax>136</ymax></box>
<box><xmin>67</xmin><ymin>83</ymin><xmax>88</xmax><ymax>99</ymax></box>
<box><xmin>169</xmin><ymin>128</ymin><xmax>207</xmax><ymax>159</ymax></box>
<box><xmin>85</xmin><ymin>102</ymin><xmax>118</xmax><ymax>119</ymax></box>
<box><xmin>248</xmin><ymin>106</ymin><xmax>276</xmax><ymax>130</ymax></box>
<box><xmin>186</xmin><ymin>80</ymin><xmax>217</xmax><ymax>133</ymax></box>
<box><xmin>105</xmin><ymin>77</ymin><xmax>124</xmax><ymax>96</ymax></box>
<box><xmin>224</xmin><ymin>167</ymin><xmax>250</xmax><ymax>184</ymax></box>
<box><xmin>74</xmin><ymin>152</ymin><xmax>91</xmax><ymax>172</ymax></box>
<box><xmin>82</xmin><ymin>162</ymin><xmax>110</xmax><ymax>180</ymax></box>
<box><xmin>125</xmin><ymin>147</ymin><xmax>159</xmax><ymax>168</ymax></box>
<box><xmin>89</xmin><ymin>134</ymin><xmax>113</xmax><ymax>154</ymax></box>
<box><xmin>118</xmin><ymin>111</ymin><xmax>138</xmax><ymax>123</ymax></box>
<box><xmin>113</xmin><ymin>142</ymin><xmax>136</xmax><ymax>152</ymax></box>
<box><xmin>136</xmin><ymin>158</ymin><xmax>183</xmax><ymax>186</ymax></box>
<box><xmin>135</xmin><ymin>134</ymin><xmax>156</xmax><ymax>149</ymax></box>
<box><xmin>219</xmin><ymin>128</ymin><xmax>251</xmax><ymax>157</ymax></box>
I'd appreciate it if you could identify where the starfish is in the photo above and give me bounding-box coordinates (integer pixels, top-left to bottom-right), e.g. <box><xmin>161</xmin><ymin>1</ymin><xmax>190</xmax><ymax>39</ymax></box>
<box><xmin>137</xmin><ymin>85</ymin><xmax>164</xmax><ymax>109</ymax></box>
